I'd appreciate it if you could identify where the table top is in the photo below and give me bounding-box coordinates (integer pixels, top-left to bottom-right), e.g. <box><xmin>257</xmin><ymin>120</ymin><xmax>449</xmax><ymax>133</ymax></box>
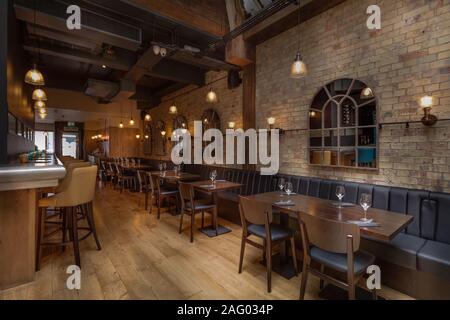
<box><xmin>246</xmin><ymin>192</ymin><xmax>413</xmax><ymax>242</ymax></box>
<box><xmin>120</xmin><ymin>164</ymin><xmax>151</xmax><ymax>171</ymax></box>
<box><xmin>190</xmin><ymin>180</ymin><xmax>243</xmax><ymax>193</ymax></box>
<box><xmin>149</xmin><ymin>171</ymin><xmax>201</xmax><ymax>182</ymax></box>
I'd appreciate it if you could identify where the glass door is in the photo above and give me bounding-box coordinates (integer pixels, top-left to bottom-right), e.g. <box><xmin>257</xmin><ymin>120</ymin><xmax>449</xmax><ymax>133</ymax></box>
<box><xmin>62</xmin><ymin>133</ymin><xmax>78</xmax><ymax>158</ymax></box>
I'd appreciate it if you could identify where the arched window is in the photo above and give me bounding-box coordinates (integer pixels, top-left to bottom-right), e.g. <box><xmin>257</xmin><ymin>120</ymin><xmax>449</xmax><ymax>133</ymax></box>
<box><xmin>309</xmin><ymin>78</ymin><xmax>378</xmax><ymax>169</ymax></box>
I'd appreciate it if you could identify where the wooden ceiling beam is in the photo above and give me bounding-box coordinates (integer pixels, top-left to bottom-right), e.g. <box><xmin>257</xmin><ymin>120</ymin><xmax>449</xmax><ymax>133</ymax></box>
<box><xmin>243</xmin><ymin>0</ymin><xmax>346</xmax><ymax>45</ymax></box>
<box><xmin>125</xmin><ymin>0</ymin><xmax>229</xmax><ymax>38</ymax></box>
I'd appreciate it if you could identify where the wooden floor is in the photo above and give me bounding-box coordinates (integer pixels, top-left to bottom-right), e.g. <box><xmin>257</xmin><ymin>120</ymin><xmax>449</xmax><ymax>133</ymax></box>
<box><xmin>0</xmin><ymin>184</ymin><xmax>413</xmax><ymax>300</ymax></box>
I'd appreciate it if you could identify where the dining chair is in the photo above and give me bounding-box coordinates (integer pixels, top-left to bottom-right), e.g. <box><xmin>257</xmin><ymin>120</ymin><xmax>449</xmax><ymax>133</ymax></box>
<box><xmin>238</xmin><ymin>196</ymin><xmax>298</xmax><ymax>293</ymax></box>
<box><xmin>298</xmin><ymin>213</ymin><xmax>376</xmax><ymax>300</ymax></box>
<box><xmin>150</xmin><ymin>174</ymin><xmax>179</xmax><ymax>219</ymax></box>
<box><xmin>115</xmin><ymin>163</ymin><xmax>135</xmax><ymax>193</ymax></box>
<box><xmin>136</xmin><ymin>170</ymin><xmax>153</xmax><ymax>210</ymax></box>
<box><xmin>178</xmin><ymin>182</ymin><xmax>217</xmax><ymax>243</ymax></box>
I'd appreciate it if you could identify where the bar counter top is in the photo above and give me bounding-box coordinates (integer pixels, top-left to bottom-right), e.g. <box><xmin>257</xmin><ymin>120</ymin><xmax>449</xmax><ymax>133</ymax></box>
<box><xmin>0</xmin><ymin>154</ymin><xmax>66</xmax><ymax>192</ymax></box>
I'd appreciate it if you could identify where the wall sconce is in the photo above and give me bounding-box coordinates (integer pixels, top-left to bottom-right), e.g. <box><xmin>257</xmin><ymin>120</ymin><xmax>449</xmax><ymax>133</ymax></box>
<box><xmin>309</xmin><ymin>111</ymin><xmax>317</xmax><ymax>118</ymax></box>
<box><xmin>228</xmin><ymin>122</ymin><xmax>236</xmax><ymax>129</ymax></box>
<box><xmin>420</xmin><ymin>95</ymin><xmax>438</xmax><ymax>126</ymax></box>
<box><xmin>361</xmin><ymin>87</ymin><xmax>374</xmax><ymax>99</ymax></box>
<box><xmin>136</xmin><ymin>134</ymin><xmax>141</xmax><ymax>139</ymax></box>
<box><xmin>267</xmin><ymin>117</ymin><xmax>276</xmax><ymax>130</ymax></box>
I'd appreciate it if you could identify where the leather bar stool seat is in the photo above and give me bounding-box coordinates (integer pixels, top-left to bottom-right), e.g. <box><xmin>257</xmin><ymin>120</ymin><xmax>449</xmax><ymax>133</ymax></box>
<box><xmin>36</xmin><ymin>166</ymin><xmax>101</xmax><ymax>270</ymax></box>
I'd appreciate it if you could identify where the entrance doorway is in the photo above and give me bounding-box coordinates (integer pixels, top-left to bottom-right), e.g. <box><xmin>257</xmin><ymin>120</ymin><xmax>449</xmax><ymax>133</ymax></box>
<box><xmin>62</xmin><ymin>133</ymin><xmax>78</xmax><ymax>158</ymax></box>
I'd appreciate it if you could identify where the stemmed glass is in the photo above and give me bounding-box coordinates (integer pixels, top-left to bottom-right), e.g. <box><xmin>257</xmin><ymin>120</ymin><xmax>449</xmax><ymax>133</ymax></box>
<box><xmin>336</xmin><ymin>186</ymin><xmax>346</xmax><ymax>208</ymax></box>
<box><xmin>359</xmin><ymin>193</ymin><xmax>372</xmax><ymax>222</ymax></box>
<box><xmin>158</xmin><ymin>163</ymin><xmax>163</xmax><ymax>173</ymax></box>
<box><xmin>285</xmin><ymin>182</ymin><xmax>293</xmax><ymax>196</ymax></box>
<box><xmin>210</xmin><ymin>170</ymin><xmax>217</xmax><ymax>186</ymax></box>
<box><xmin>278</xmin><ymin>178</ymin><xmax>286</xmax><ymax>194</ymax></box>
<box><xmin>162</xmin><ymin>163</ymin><xmax>167</xmax><ymax>172</ymax></box>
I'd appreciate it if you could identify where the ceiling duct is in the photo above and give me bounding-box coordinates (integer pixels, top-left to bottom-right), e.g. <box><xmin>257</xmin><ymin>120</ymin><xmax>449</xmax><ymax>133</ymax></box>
<box><xmin>84</xmin><ymin>79</ymin><xmax>120</xmax><ymax>103</ymax></box>
<box><xmin>14</xmin><ymin>0</ymin><xmax>142</xmax><ymax>51</ymax></box>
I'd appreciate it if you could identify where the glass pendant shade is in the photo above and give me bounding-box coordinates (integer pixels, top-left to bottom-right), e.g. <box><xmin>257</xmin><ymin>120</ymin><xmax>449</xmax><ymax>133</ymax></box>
<box><xmin>119</xmin><ymin>122</ymin><xmax>124</xmax><ymax>128</ymax></box>
<box><xmin>32</xmin><ymin>88</ymin><xmax>47</xmax><ymax>101</ymax></box>
<box><xmin>145</xmin><ymin>114</ymin><xmax>152</xmax><ymax>121</ymax></box>
<box><xmin>129</xmin><ymin>118</ymin><xmax>135</xmax><ymax>126</ymax></box>
<box><xmin>361</xmin><ymin>87</ymin><xmax>375</xmax><ymax>99</ymax></box>
<box><xmin>206</xmin><ymin>89</ymin><xmax>218</xmax><ymax>103</ymax></box>
<box><xmin>25</xmin><ymin>64</ymin><xmax>45</xmax><ymax>85</ymax></box>
<box><xmin>169</xmin><ymin>105</ymin><xmax>178</xmax><ymax>114</ymax></box>
<box><xmin>34</xmin><ymin>100</ymin><xmax>46</xmax><ymax>108</ymax></box>
<box><xmin>290</xmin><ymin>51</ymin><xmax>307</xmax><ymax>78</ymax></box>
<box><xmin>38</xmin><ymin>107</ymin><xmax>47</xmax><ymax>115</ymax></box>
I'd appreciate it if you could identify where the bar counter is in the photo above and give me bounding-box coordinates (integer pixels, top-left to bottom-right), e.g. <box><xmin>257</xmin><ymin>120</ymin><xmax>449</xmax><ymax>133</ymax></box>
<box><xmin>0</xmin><ymin>154</ymin><xmax>66</xmax><ymax>290</ymax></box>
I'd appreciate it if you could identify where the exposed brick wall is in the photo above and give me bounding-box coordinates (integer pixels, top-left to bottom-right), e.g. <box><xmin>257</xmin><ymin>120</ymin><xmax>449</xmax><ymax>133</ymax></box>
<box><xmin>144</xmin><ymin>71</ymin><xmax>243</xmax><ymax>162</ymax></box>
<box><xmin>256</xmin><ymin>0</ymin><xmax>450</xmax><ymax>192</ymax></box>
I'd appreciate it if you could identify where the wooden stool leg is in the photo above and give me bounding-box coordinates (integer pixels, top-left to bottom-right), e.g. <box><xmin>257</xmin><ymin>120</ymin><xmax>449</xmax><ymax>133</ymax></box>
<box><xmin>86</xmin><ymin>202</ymin><xmax>102</xmax><ymax>250</ymax></box>
<box><xmin>70</xmin><ymin>207</ymin><xmax>81</xmax><ymax>268</ymax></box>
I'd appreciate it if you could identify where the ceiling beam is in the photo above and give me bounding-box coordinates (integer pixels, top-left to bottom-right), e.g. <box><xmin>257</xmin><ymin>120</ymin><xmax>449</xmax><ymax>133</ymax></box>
<box><xmin>14</xmin><ymin>0</ymin><xmax>142</xmax><ymax>51</ymax></box>
<box><xmin>243</xmin><ymin>0</ymin><xmax>346</xmax><ymax>45</ymax></box>
<box><xmin>153</xmin><ymin>82</ymin><xmax>188</xmax><ymax>98</ymax></box>
<box><xmin>148</xmin><ymin>60</ymin><xmax>205</xmax><ymax>87</ymax></box>
<box><xmin>23</xmin><ymin>41</ymin><xmax>134</xmax><ymax>71</ymax></box>
<box><xmin>125</xmin><ymin>0</ymin><xmax>229</xmax><ymax>38</ymax></box>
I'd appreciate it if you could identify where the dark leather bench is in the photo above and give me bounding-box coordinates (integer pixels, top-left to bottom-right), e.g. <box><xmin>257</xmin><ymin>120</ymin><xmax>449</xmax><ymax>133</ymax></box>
<box><xmin>179</xmin><ymin>164</ymin><xmax>450</xmax><ymax>298</ymax></box>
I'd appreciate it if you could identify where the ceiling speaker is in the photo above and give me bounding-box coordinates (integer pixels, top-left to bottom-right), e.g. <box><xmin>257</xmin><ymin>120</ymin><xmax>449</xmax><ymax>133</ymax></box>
<box><xmin>228</xmin><ymin>70</ymin><xmax>242</xmax><ymax>89</ymax></box>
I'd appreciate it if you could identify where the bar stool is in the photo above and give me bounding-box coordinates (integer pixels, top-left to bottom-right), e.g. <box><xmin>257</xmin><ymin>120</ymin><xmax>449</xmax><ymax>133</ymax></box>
<box><xmin>37</xmin><ymin>166</ymin><xmax>101</xmax><ymax>270</ymax></box>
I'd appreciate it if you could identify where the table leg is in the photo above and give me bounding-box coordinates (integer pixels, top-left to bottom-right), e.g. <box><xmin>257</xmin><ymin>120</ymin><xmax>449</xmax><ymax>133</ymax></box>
<box><xmin>198</xmin><ymin>192</ymin><xmax>232</xmax><ymax>238</ymax></box>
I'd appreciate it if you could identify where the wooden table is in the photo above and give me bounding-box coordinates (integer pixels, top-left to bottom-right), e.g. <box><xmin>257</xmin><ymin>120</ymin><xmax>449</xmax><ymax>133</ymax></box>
<box><xmin>190</xmin><ymin>180</ymin><xmax>243</xmax><ymax>237</ymax></box>
<box><xmin>245</xmin><ymin>192</ymin><xmax>414</xmax><ymax>280</ymax></box>
<box><xmin>249</xmin><ymin>192</ymin><xmax>413</xmax><ymax>242</ymax></box>
<box><xmin>150</xmin><ymin>171</ymin><xmax>201</xmax><ymax>182</ymax></box>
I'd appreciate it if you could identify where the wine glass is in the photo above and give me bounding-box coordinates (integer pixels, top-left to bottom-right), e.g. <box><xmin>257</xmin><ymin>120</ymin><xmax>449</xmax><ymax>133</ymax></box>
<box><xmin>162</xmin><ymin>163</ymin><xmax>167</xmax><ymax>172</ymax></box>
<box><xmin>359</xmin><ymin>193</ymin><xmax>372</xmax><ymax>222</ymax></box>
<box><xmin>158</xmin><ymin>163</ymin><xmax>163</xmax><ymax>173</ymax></box>
<box><xmin>336</xmin><ymin>186</ymin><xmax>346</xmax><ymax>208</ymax></box>
<box><xmin>285</xmin><ymin>182</ymin><xmax>293</xmax><ymax>196</ymax></box>
<box><xmin>278</xmin><ymin>178</ymin><xmax>286</xmax><ymax>194</ymax></box>
<box><xmin>210</xmin><ymin>170</ymin><xmax>217</xmax><ymax>185</ymax></box>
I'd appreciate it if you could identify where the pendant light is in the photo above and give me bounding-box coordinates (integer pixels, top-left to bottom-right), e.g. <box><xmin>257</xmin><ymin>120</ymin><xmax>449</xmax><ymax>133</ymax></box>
<box><xmin>25</xmin><ymin>64</ymin><xmax>45</xmax><ymax>86</ymax></box>
<box><xmin>145</xmin><ymin>113</ymin><xmax>152</xmax><ymax>121</ymax></box>
<box><xmin>32</xmin><ymin>88</ymin><xmax>47</xmax><ymax>101</ymax></box>
<box><xmin>119</xmin><ymin>121</ymin><xmax>124</xmax><ymax>129</ymax></box>
<box><xmin>129</xmin><ymin>104</ymin><xmax>135</xmax><ymax>125</ymax></box>
<box><xmin>206</xmin><ymin>88</ymin><xmax>218</xmax><ymax>103</ymax></box>
<box><xmin>290</xmin><ymin>2</ymin><xmax>307</xmax><ymax>79</ymax></box>
<box><xmin>34</xmin><ymin>100</ymin><xmax>46</xmax><ymax>109</ymax></box>
<box><xmin>25</xmin><ymin>1</ymin><xmax>45</xmax><ymax>85</ymax></box>
<box><xmin>169</xmin><ymin>102</ymin><xmax>178</xmax><ymax>114</ymax></box>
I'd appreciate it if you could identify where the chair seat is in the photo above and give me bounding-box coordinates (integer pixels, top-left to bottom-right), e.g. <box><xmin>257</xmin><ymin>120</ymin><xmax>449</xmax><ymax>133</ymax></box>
<box><xmin>247</xmin><ymin>223</ymin><xmax>294</xmax><ymax>241</ymax></box>
<box><xmin>185</xmin><ymin>200</ymin><xmax>216</xmax><ymax>211</ymax></box>
<box><xmin>310</xmin><ymin>246</ymin><xmax>375</xmax><ymax>274</ymax></box>
<box><xmin>159</xmin><ymin>188</ymin><xmax>178</xmax><ymax>196</ymax></box>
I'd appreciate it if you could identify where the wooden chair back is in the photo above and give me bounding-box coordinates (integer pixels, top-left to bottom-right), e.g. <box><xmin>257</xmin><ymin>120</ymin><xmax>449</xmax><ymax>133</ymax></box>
<box><xmin>239</xmin><ymin>196</ymin><xmax>273</xmax><ymax>226</ymax></box>
<box><xmin>299</xmin><ymin>213</ymin><xmax>360</xmax><ymax>254</ymax></box>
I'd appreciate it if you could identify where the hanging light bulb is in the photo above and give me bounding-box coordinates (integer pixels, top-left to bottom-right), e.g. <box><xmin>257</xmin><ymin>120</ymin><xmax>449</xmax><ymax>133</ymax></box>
<box><xmin>38</xmin><ymin>108</ymin><xmax>47</xmax><ymax>115</ymax></box>
<box><xmin>136</xmin><ymin>134</ymin><xmax>141</xmax><ymax>139</ymax></box>
<box><xmin>129</xmin><ymin>117</ymin><xmax>135</xmax><ymax>126</ymax></box>
<box><xmin>32</xmin><ymin>88</ymin><xmax>47</xmax><ymax>101</ymax></box>
<box><xmin>290</xmin><ymin>51</ymin><xmax>307</xmax><ymax>78</ymax></box>
<box><xmin>25</xmin><ymin>63</ymin><xmax>45</xmax><ymax>86</ymax></box>
<box><xmin>361</xmin><ymin>87</ymin><xmax>374</xmax><ymax>99</ymax></box>
<box><xmin>206</xmin><ymin>88</ymin><xmax>218</xmax><ymax>103</ymax></box>
<box><xmin>119</xmin><ymin>121</ymin><xmax>124</xmax><ymax>129</ymax></box>
<box><xmin>34</xmin><ymin>100</ymin><xmax>46</xmax><ymax>109</ymax></box>
<box><xmin>169</xmin><ymin>104</ymin><xmax>178</xmax><ymax>114</ymax></box>
<box><xmin>145</xmin><ymin>114</ymin><xmax>152</xmax><ymax>121</ymax></box>
<box><xmin>290</xmin><ymin>3</ymin><xmax>307</xmax><ymax>79</ymax></box>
